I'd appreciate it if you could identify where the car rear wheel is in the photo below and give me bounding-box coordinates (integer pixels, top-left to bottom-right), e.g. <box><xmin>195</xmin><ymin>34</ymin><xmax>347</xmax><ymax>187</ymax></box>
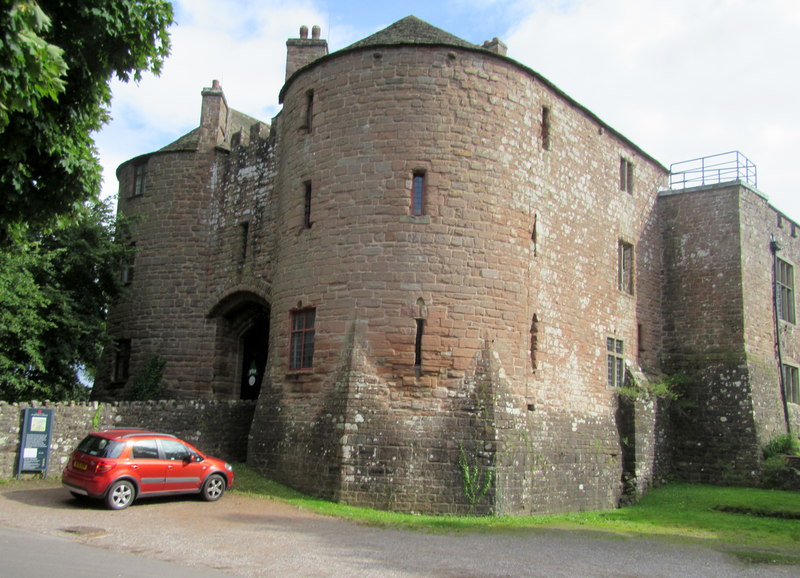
<box><xmin>201</xmin><ymin>474</ymin><xmax>226</xmax><ymax>501</ymax></box>
<box><xmin>105</xmin><ymin>480</ymin><xmax>135</xmax><ymax>510</ymax></box>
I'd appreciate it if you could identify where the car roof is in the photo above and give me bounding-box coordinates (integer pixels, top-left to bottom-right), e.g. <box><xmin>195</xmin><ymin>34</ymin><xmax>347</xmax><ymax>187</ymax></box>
<box><xmin>92</xmin><ymin>429</ymin><xmax>177</xmax><ymax>440</ymax></box>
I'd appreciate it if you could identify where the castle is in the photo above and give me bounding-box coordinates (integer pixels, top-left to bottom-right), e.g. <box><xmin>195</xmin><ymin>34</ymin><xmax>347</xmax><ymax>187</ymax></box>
<box><xmin>94</xmin><ymin>16</ymin><xmax>799</xmax><ymax>514</ymax></box>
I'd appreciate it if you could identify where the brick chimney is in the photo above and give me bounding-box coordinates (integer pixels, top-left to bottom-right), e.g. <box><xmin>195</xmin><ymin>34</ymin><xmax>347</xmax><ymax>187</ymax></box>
<box><xmin>199</xmin><ymin>79</ymin><xmax>228</xmax><ymax>149</ymax></box>
<box><xmin>285</xmin><ymin>25</ymin><xmax>328</xmax><ymax>80</ymax></box>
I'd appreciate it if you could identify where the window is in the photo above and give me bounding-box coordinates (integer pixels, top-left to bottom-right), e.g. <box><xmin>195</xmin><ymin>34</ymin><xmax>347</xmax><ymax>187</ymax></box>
<box><xmin>412</xmin><ymin>171</ymin><xmax>425</xmax><ymax>216</ymax></box>
<box><xmin>161</xmin><ymin>439</ymin><xmax>191</xmax><ymax>461</ymax></box>
<box><xmin>620</xmin><ymin>157</ymin><xmax>633</xmax><ymax>193</ymax></box>
<box><xmin>113</xmin><ymin>339</ymin><xmax>131</xmax><ymax>382</ymax></box>
<box><xmin>131</xmin><ymin>439</ymin><xmax>159</xmax><ymax>459</ymax></box>
<box><xmin>304</xmin><ymin>90</ymin><xmax>314</xmax><ymax>132</ymax></box>
<box><xmin>289</xmin><ymin>308</ymin><xmax>315</xmax><ymax>370</ymax></box>
<box><xmin>120</xmin><ymin>244</ymin><xmax>135</xmax><ymax>285</ymax></box>
<box><xmin>541</xmin><ymin>106</ymin><xmax>551</xmax><ymax>150</ymax></box>
<box><xmin>414</xmin><ymin>318</ymin><xmax>424</xmax><ymax>375</ymax></box>
<box><xmin>618</xmin><ymin>241</ymin><xmax>634</xmax><ymax>294</ymax></box>
<box><xmin>777</xmin><ymin>258</ymin><xmax>795</xmax><ymax>323</ymax></box>
<box><xmin>530</xmin><ymin>314</ymin><xmax>539</xmax><ymax>371</ymax></box>
<box><xmin>132</xmin><ymin>162</ymin><xmax>147</xmax><ymax>197</ymax></box>
<box><xmin>607</xmin><ymin>338</ymin><xmax>625</xmax><ymax>388</ymax></box>
<box><xmin>239</xmin><ymin>222</ymin><xmax>249</xmax><ymax>262</ymax></box>
<box><xmin>303</xmin><ymin>181</ymin><xmax>312</xmax><ymax>229</ymax></box>
<box><xmin>784</xmin><ymin>364</ymin><xmax>800</xmax><ymax>404</ymax></box>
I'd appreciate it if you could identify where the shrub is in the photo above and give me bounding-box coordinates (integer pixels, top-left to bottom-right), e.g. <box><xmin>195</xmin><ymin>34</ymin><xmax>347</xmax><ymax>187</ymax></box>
<box><xmin>763</xmin><ymin>434</ymin><xmax>800</xmax><ymax>459</ymax></box>
<box><xmin>129</xmin><ymin>355</ymin><xmax>166</xmax><ymax>400</ymax></box>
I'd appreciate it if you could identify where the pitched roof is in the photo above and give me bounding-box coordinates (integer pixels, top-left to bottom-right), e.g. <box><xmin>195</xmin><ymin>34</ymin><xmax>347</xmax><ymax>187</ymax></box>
<box><xmin>157</xmin><ymin>109</ymin><xmax>266</xmax><ymax>153</ymax></box>
<box><xmin>344</xmin><ymin>15</ymin><xmax>478</xmax><ymax>51</ymax></box>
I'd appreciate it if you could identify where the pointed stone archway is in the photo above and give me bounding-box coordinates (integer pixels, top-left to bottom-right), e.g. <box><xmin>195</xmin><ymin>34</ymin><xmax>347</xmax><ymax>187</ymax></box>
<box><xmin>208</xmin><ymin>291</ymin><xmax>270</xmax><ymax>400</ymax></box>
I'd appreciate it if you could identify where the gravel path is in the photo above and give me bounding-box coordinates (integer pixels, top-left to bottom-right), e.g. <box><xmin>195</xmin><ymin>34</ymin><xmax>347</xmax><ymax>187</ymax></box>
<box><xmin>0</xmin><ymin>481</ymin><xmax>795</xmax><ymax>577</ymax></box>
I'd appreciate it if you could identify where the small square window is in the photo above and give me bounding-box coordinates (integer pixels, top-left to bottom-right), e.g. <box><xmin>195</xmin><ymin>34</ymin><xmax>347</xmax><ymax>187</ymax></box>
<box><xmin>607</xmin><ymin>338</ymin><xmax>624</xmax><ymax>388</ymax></box>
<box><xmin>132</xmin><ymin>162</ymin><xmax>147</xmax><ymax>197</ymax></box>
<box><xmin>620</xmin><ymin>157</ymin><xmax>633</xmax><ymax>194</ymax></box>
<box><xmin>777</xmin><ymin>258</ymin><xmax>795</xmax><ymax>323</ymax></box>
<box><xmin>120</xmin><ymin>244</ymin><xmax>135</xmax><ymax>285</ymax></box>
<box><xmin>290</xmin><ymin>308</ymin><xmax>315</xmax><ymax>370</ymax></box>
<box><xmin>618</xmin><ymin>241</ymin><xmax>634</xmax><ymax>295</ymax></box>
<box><xmin>113</xmin><ymin>339</ymin><xmax>131</xmax><ymax>383</ymax></box>
<box><xmin>783</xmin><ymin>364</ymin><xmax>800</xmax><ymax>404</ymax></box>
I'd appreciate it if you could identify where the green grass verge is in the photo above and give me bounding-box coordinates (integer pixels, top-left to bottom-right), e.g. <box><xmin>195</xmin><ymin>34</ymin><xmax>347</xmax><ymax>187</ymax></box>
<box><xmin>231</xmin><ymin>464</ymin><xmax>800</xmax><ymax>564</ymax></box>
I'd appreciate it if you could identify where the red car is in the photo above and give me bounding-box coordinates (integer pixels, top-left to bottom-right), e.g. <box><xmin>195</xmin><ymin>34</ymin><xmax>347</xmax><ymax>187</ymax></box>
<box><xmin>62</xmin><ymin>429</ymin><xmax>234</xmax><ymax>510</ymax></box>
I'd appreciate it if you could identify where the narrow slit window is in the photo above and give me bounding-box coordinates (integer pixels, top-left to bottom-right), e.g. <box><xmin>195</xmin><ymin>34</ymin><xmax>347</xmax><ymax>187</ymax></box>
<box><xmin>531</xmin><ymin>213</ymin><xmax>538</xmax><ymax>256</ymax></box>
<box><xmin>541</xmin><ymin>106</ymin><xmax>551</xmax><ymax>151</ymax></box>
<box><xmin>414</xmin><ymin>318</ymin><xmax>424</xmax><ymax>372</ymax></box>
<box><xmin>412</xmin><ymin>171</ymin><xmax>425</xmax><ymax>216</ymax></box>
<box><xmin>303</xmin><ymin>181</ymin><xmax>312</xmax><ymax>229</ymax></box>
<box><xmin>304</xmin><ymin>90</ymin><xmax>314</xmax><ymax>132</ymax></box>
<box><xmin>239</xmin><ymin>222</ymin><xmax>249</xmax><ymax>262</ymax></box>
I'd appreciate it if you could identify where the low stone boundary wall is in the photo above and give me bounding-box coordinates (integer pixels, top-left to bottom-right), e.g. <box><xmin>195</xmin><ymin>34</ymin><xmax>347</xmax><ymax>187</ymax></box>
<box><xmin>0</xmin><ymin>400</ymin><xmax>256</xmax><ymax>479</ymax></box>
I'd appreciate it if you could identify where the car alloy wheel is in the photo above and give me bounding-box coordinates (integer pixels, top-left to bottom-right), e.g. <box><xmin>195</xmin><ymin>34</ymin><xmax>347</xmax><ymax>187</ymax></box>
<box><xmin>106</xmin><ymin>480</ymin><xmax>135</xmax><ymax>510</ymax></box>
<box><xmin>202</xmin><ymin>474</ymin><xmax>226</xmax><ymax>501</ymax></box>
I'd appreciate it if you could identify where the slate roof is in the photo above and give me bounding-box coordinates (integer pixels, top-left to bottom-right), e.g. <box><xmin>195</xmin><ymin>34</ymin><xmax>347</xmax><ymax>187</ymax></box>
<box><xmin>157</xmin><ymin>109</ymin><xmax>265</xmax><ymax>153</ymax></box>
<box><xmin>344</xmin><ymin>15</ymin><xmax>479</xmax><ymax>51</ymax></box>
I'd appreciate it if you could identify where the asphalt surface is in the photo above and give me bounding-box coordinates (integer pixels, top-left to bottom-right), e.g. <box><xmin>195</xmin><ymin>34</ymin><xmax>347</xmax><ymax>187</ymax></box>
<box><xmin>0</xmin><ymin>480</ymin><xmax>796</xmax><ymax>577</ymax></box>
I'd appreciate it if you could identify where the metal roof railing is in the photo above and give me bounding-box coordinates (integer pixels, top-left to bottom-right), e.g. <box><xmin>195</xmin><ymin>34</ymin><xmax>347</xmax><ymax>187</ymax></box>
<box><xmin>669</xmin><ymin>151</ymin><xmax>757</xmax><ymax>190</ymax></box>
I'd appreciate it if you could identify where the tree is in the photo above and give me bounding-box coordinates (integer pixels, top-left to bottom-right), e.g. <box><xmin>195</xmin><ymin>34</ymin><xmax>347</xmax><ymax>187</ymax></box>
<box><xmin>0</xmin><ymin>0</ymin><xmax>173</xmax><ymax>237</ymax></box>
<box><xmin>0</xmin><ymin>201</ymin><xmax>133</xmax><ymax>401</ymax></box>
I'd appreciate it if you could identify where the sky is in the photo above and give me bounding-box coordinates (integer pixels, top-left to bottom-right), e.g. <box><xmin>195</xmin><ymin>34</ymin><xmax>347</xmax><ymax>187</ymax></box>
<box><xmin>96</xmin><ymin>0</ymin><xmax>800</xmax><ymax>219</ymax></box>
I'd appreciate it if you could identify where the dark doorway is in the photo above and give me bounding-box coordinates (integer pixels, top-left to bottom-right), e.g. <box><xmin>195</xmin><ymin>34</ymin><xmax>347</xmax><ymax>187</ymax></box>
<box><xmin>240</xmin><ymin>313</ymin><xmax>269</xmax><ymax>400</ymax></box>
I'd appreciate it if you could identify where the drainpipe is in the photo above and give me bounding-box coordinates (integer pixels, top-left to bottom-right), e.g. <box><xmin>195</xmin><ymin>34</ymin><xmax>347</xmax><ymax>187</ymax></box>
<box><xmin>770</xmin><ymin>235</ymin><xmax>793</xmax><ymax>435</ymax></box>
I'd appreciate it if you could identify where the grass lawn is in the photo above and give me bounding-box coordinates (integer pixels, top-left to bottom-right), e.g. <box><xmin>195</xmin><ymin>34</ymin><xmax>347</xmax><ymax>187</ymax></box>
<box><xmin>231</xmin><ymin>464</ymin><xmax>800</xmax><ymax>566</ymax></box>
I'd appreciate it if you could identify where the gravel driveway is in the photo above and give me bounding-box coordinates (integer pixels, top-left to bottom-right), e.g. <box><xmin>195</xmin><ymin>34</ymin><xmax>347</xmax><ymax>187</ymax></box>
<box><xmin>0</xmin><ymin>480</ymin><xmax>795</xmax><ymax>577</ymax></box>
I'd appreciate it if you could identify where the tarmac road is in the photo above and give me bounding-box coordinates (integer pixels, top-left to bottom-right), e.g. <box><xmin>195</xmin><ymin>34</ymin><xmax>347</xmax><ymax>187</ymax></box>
<box><xmin>0</xmin><ymin>481</ymin><xmax>796</xmax><ymax>577</ymax></box>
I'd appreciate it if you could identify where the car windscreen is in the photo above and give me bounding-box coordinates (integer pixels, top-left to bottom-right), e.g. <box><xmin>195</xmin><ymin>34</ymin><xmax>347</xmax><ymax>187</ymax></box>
<box><xmin>75</xmin><ymin>435</ymin><xmax>125</xmax><ymax>458</ymax></box>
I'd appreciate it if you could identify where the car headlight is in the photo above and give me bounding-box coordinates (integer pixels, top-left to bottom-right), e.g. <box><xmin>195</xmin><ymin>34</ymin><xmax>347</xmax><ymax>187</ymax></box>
<box><xmin>225</xmin><ymin>463</ymin><xmax>233</xmax><ymax>472</ymax></box>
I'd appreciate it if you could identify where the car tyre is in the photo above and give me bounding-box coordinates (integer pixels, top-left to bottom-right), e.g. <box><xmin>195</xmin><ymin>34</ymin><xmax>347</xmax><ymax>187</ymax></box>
<box><xmin>201</xmin><ymin>474</ymin><xmax>226</xmax><ymax>501</ymax></box>
<box><xmin>105</xmin><ymin>479</ymin><xmax>135</xmax><ymax>510</ymax></box>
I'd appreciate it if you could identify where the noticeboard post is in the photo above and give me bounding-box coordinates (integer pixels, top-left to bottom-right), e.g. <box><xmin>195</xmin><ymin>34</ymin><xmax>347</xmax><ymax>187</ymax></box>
<box><xmin>17</xmin><ymin>408</ymin><xmax>55</xmax><ymax>479</ymax></box>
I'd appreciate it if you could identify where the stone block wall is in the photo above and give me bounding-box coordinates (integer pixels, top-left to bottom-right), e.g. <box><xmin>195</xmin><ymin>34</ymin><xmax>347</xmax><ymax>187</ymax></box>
<box><xmin>0</xmin><ymin>400</ymin><xmax>255</xmax><ymax>479</ymax></box>
<box><xmin>246</xmin><ymin>37</ymin><xmax>670</xmax><ymax>514</ymax></box>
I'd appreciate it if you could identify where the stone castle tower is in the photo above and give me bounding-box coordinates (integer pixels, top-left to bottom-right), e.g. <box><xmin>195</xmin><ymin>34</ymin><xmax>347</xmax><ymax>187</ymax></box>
<box><xmin>95</xmin><ymin>16</ymin><xmax>799</xmax><ymax>514</ymax></box>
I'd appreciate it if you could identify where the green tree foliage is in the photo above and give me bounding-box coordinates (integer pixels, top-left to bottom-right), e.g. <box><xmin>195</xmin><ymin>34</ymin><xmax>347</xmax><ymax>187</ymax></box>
<box><xmin>0</xmin><ymin>0</ymin><xmax>173</xmax><ymax>236</ymax></box>
<box><xmin>0</xmin><ymin>202</ymin><xmax>133</xmax><ymax>401</ymax></box>
<box><xmin>130</xmin><ymin>355</ymin><xmax>166</xmax><ymax>400</ymax></box>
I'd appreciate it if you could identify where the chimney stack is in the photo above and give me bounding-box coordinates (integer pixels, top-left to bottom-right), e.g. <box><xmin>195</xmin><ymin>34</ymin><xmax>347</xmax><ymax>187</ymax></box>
<box><xmin>482</xmin><ymin>37</ymin><xmax>508</xmax><ymax>56</ymax></box>
<box><xmin>199</xmin><ymin>79</ymin><xmax>228</xmax><ymax>149</ymax></box>
<box><xmin>286</xmin><ymin>25</ymin><xmax>328</xmax><ymax>80</ymax></box>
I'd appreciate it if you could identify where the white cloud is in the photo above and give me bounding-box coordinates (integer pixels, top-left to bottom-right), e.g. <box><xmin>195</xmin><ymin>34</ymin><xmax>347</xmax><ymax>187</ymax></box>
<box><xmin>97</xmin><ymin>0</ymin><xmax>330</xmax><ymax>197</ymax></box>
<box><xmin>505</xmin><ymin>0</ymin><xmax>800</xmax><ymax>217</ymax></box>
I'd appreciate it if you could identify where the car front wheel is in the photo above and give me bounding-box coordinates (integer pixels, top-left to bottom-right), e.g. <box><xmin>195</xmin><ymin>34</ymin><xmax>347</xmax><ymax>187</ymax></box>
<box><xmin>201</xmin><ymin>474</ymin><xmax>226</xmax><ymax>501</ymax></box>
<box><xmin>105</xmin><ymin>479</ymin><xmax>135</xmax><ymax>510</ymax></box>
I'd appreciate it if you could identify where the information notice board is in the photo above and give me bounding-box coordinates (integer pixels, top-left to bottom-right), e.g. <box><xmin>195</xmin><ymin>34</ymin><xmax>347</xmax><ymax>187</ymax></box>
<box><xmin>17</xmin><ymin>408</ymin><xmax>54</xmax><ymax>479</ymax></box>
